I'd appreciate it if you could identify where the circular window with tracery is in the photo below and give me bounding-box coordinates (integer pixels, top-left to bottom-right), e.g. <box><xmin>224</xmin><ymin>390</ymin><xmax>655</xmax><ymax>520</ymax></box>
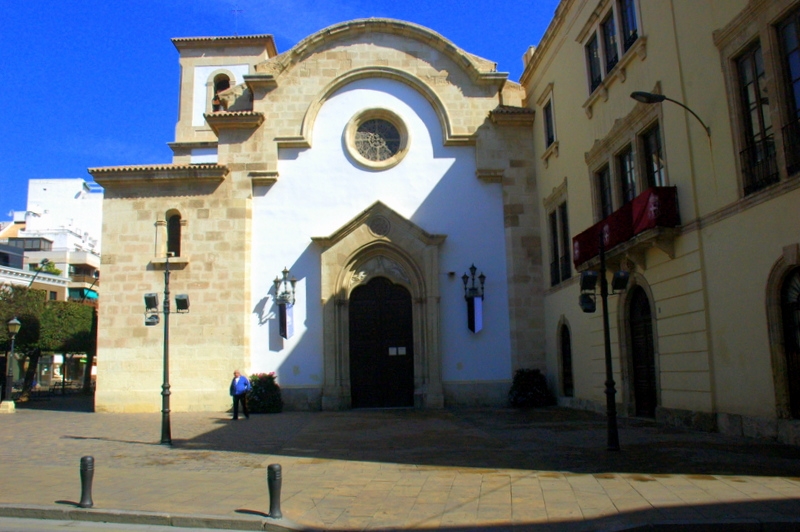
<box><xmin>345</xmin><ymin>109</ymin><xmax>409</xmax><ymax>170</ymax></box>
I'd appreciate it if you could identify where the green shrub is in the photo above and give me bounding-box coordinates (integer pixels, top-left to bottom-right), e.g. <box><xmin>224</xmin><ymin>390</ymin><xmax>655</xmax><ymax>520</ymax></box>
<box><xmin>508</xmin><ymin>368</ymin><xmax>555</xmax><ymax>408</ymax></box>
<box><xmin>247</xmin><ymin>372</ymin><xmax>283</xmax><ymax>413</ymax></box>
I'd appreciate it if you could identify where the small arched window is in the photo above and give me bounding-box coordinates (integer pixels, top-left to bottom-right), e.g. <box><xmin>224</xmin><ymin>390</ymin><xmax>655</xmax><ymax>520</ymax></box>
<box><xmin>212</xmin><ymin>74</ymin><xmax>230</xmax><ymax>112</ymax></box>
<box><xmin>167</xmin><ymin>214</ymin><xmax>181</xmax><ymax>257</ymax></box>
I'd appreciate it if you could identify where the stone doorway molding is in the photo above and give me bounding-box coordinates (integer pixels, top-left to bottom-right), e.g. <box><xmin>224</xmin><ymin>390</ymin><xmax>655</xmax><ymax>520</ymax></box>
<box><xmin>312</xmin><ymin>201</ymin><xmax>446</xmax><ymax>410</ymax></box>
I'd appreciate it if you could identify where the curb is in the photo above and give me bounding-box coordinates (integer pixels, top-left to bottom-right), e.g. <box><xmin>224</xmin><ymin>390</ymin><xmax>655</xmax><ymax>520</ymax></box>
<box><xmin>2</xmin><ymin>504</ymin><xmax>799</xmax><ymax>531</ymax></box>
<box><xmin>0</xmin><ymin>504</ymin><xmax>305</xmax><ymax>531</ymax></box>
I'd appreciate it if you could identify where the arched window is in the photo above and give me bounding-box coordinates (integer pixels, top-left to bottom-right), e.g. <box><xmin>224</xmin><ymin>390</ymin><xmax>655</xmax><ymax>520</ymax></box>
<box><xmin>560</xmin><ymin>324</ymin><xmax>574</xmax><ymax>397</ymax></box>
<box><xmin>781</xmin><ymin>267</ymin><xmax>800</xmax><ymax>418</ymax></box>
<box><xmin>212</xmin><ymin>74</ymin><xmax>230</xmax><ymax>112</ymax></box>
<box><xmin>167</xmin><ymin>214</ymin><xmax>181</xmax><ymax>257</ymax></box>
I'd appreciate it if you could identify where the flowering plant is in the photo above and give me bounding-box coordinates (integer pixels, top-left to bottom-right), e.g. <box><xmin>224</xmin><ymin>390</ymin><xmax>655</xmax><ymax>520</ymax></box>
<box><xmin>247</xmin><ymin>372</ymin><xmax>283</xmax><ymax>413</ymax></box>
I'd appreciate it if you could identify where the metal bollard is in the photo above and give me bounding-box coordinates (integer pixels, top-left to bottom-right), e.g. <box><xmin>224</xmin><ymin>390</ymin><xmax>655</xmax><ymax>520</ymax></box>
<box><xmin>267</xmin><ymin>463</ymin><xmax>282</xmax><ymax>519</ymax></box>
<box><xmin>78</xmin><ymin>456</ymin><xmax>94</xmax><ymax>508</ymax></box>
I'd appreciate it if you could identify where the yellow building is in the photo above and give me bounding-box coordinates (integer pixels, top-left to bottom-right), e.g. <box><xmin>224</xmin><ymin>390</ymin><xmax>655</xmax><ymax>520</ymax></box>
<box><xmin>522</xmin><ymin>0</ymin><xmax>800</xmax><ymax>443</ymax></box>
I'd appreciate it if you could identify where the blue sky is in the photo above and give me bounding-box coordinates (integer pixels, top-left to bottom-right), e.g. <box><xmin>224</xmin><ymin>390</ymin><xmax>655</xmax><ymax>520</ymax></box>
<box><xmin>0</xmin><ymin>0</ymin><xmax>559</xmax><ymax>219</ymax></box>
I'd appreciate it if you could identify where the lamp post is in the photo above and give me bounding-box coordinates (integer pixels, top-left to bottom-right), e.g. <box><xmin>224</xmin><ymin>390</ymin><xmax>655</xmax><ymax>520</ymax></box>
<box><xmin>80</xmin><ymin>271</ymin><xmax>100</xmax><ymax>303</ymax></box>
<box><xmin>579</xmin><ymin>233</ymin><xmax>629</xmax><ymax>451</ymax></box>
<box><xmin>630</xmin><ymin>91</ymin><xmax>710</xmax><ymax>137</ymax></box>
<box><xmin>598</xmin><ymin>237</ymin><xmax>619</xmax><ymax>451</ymax></box>
<box><xmin>27</xmin><ymin>258</ymin><xmax>51</xmax><ymax>287</ymax></box>
<box><xmin>630</xmin><ymin>89</ymin><xmax>718</xmax><ymax>421</ymax></box>
<box><xmin>3</xmin><ymin>318</ymin><xmax>21</xmax><ymax>411</ymax></box>
<box><xmin>144</xmin><ymin>254</ymin><xmax>190</xmax><ymax>445</ymax></box>
<box><xmin>161</xmin><ymin>256</ymin><xmax>172</xmax><ymax>445</ymax></box>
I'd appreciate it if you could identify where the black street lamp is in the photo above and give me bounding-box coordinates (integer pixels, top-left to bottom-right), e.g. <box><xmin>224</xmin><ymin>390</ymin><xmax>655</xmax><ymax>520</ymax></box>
<box><xmin>80</xmin><ymin>271</ymin><xmax>100</xmax><ymax>303</ymax></box>
<box><xmin>630</xmin><ymin>91</ymin><xmax>711</xmax><ymax>137</ymax></box>
<box><xmin>144</xmin><ymin>254</ymin><xmax>189</xmax><ymax>445</ymax></box>
<box><xmin>3</xmin><ymin>318</ymin><xmax>21</xmax><ymax>409</ymax></box>
<box><xmin>579</xmin><ymin>234</ymin><xmax>629</xmax><ymax>451</ymax></box>
<box><xmin>27</xmin><ymin>258</ymin><xmax>51</xmax><ymax>287</ymax></box>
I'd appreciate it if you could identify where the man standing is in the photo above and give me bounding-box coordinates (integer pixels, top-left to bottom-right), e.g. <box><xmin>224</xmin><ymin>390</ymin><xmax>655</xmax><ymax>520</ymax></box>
<box><xmin>229</xmin><ymin>370</ymin><xmax>251</xmax><ymax>420</ymax></box>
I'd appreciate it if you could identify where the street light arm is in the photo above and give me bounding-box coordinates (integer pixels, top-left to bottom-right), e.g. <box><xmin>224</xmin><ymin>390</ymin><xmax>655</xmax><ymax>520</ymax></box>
<box><xmin>663</xmin><ymin>96</ymin><xmax>711</xmax><ymax>138</ymax></box>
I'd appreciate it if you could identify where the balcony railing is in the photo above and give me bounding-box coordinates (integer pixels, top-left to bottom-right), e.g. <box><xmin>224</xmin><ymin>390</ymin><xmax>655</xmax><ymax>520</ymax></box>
<box><xmin>70</xmin><ymin>274</ymin><xmax>100</xmax><ymax>286</ymax></box>
<box><xmin>783</xmin><ymin>117</ymin><xmax>800</xmax><ymax>176</ymax></box>
<box><xmin>740</xmin><ymin>136</ymin><xmax>779</xmax><ymax>195</ymax></box>
<box><xmin>573</xmin><ymin>186</ymin><xmax>680</xmax><ymax>269</ymax></box>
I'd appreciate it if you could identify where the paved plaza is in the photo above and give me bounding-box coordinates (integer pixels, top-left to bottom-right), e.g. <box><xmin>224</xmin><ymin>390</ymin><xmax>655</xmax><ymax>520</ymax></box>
<box><xmin>1</xmin><ymin>395</ymin><xmax>800</xmax><ymax>530</ymax></box>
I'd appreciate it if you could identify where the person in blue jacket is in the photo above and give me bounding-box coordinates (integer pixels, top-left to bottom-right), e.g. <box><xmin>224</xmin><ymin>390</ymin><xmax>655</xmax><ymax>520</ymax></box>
<box><xmin>229</xmin><ymin>370</ymin><xmax>251</xmax><ymax>420</ymax></box>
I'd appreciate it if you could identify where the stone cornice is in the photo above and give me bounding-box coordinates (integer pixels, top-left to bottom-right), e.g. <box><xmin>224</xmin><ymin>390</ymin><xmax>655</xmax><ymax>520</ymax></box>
<box><xmin>167</xmin><ymin>141</ymin><xmax>218</xmax><ymax>155</ymax></box>
<box><xmin>88</xmin><ymin>164</ymin><xmax>228</xmax><ymax>187</ymax></box>
<box><xmin>520</xmin><ymin>0</ymin><xmax>573</xmax><ymax>86</ymax></box>
<box><xmin>489</xmin><ymin>106</ymin><xmax>536</xmax><ymax>127</ymax></box>
<box><xmin>204</xmin><ymin>111</ymin><xmax>265</xmax><ymax>135</ymax></box>
<box><xmin>172</xmin><ymin>34</ymin><xmax>277</xmax><ymax>57</ymax></box>
<box><xmin>244</xmin><ymin>73</ymin><xmax>277</xmax><ymax>93</ymax></box>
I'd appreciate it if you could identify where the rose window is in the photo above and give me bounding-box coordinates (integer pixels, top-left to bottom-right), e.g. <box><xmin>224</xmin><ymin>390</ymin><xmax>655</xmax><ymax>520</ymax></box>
<box><xmin>355</xmin><ymin>119</ymin><xmax>401</xmax><ymax>162</ymax></box>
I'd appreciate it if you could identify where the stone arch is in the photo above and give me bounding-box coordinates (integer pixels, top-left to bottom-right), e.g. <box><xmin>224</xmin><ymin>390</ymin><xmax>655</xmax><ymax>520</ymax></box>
<box><xmin>287</xmin><ymin>19</ymin><xmax>496</xmax><ymax>84</ymax></box>
<box><xmin>204</xmin><ymin>68</ymin><xmax>238</xmax><ymax>113</ymax></box>
<box><xmin>766</xmin><ymin>244</ymin><xmax>800</xmax><ymax>418</ymax></box>
<box><xmin>165</xmin><ymin>209</ymin><xmax>183</xmax><ymax>258</ymax></box>
<box><xmin>281</xmin><ymin>66</ymin><xmax>469</xmax><ymax>150</ymax></box>
<box><xmin>617</xmin><ymin>273</ymin><xmax>660</xmax><ymax>417</ymax></box>
<box><xmin>313</xmin><ymin>201</ymin><xmax>446</xmax><ymax>410</ymax></box>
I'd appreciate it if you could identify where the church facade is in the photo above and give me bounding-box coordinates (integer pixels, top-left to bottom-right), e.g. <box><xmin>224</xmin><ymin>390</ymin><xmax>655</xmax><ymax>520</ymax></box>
<box><xmin>90</xmin><ymin>20</ymin><xmax>543</xmax><ymax>412</ymax></box>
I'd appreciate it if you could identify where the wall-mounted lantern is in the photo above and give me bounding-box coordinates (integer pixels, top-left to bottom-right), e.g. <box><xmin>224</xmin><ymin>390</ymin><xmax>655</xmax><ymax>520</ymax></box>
<box><xmin>462</xmin><ymin>264</ymin><xmax>486</xmax><ymax>333</ymax></box>
<box><xmin>273</xmin><ymin>267</ymin><xmax>297</xmax><ymax>339</ymax></box>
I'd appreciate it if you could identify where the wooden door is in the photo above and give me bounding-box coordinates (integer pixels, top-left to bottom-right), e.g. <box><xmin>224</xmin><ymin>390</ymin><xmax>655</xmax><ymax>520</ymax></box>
<box><xmin>629</xmin><ymin>286</ymin><xmax>657</xmax><ymax>417</ymax></box>
<box><xmin>560</xmin><ymin>324</ymin><xmax>574</xmax><ymax>397</ymax></box>
<box><xmin>349</xmin><ymin>277</ymin><xmax>414</xmax><ymax>408</ymax></box>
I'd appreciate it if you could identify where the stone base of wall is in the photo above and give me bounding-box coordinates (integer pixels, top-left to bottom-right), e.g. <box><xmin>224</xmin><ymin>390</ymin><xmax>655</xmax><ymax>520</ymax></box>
<box><xmin>557</xmin><ymin>396</ymin><xmax>607</xmax><ymax>415</ymax></box>
<box><xmin>558</xmin><ymin>396</ymin><xmax>800</xmax><ymax>446</ymax></box>
<box><xmin>656</xmin><ymin>407</ymin><xmax>717</xmax><ymax>433</ymax></box>
<box><xmin>95</xmin><ymin>389</ymin><xmax>230</xmax><ymax>413</ymax></box>
<box><xmin>281</xmin><ymin>387</ymin><xmax>322</xmax><ymax>411</ymax></box>
<box><xmin>442</xmin><ymin>381</ymin><xmax>511</xmax><ymax>407</ymax></box>
<box><xmin>717</xmin><ymin>412</ymin><xmax>800</xmax><ymax>445</ymax></box>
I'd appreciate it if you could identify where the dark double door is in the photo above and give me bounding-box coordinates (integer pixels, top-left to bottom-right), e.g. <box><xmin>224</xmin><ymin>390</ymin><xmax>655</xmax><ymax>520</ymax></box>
<box><xmin>782</xmin><ymin>268</ymin><xmax>800</xmax><ymax>418</ymax></box>
<box><xmin>630</xmin><ymin>286</ymin><xmax>657</xmax><ymax>417</ymax></box>
<box><xmin>349</xmin><ymin>277</ymin><xmax>414</xmax><ymax>408</ymax></box>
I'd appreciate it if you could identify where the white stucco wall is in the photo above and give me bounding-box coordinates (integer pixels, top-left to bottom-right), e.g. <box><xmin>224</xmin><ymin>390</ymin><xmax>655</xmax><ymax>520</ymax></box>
<box><xmin>190</xmin><ymin>148</ymin><xmax>218</xmax><ymax>164</ymax></box>
<box><xmin>250</xmin><ymin>77</ymin><xmax>512</xmax><ymax>387</ymax></box>
<box><xmin>24</xmin><ymin>178</ymin><xmax>103</xmax><ymax>253</ymax></box>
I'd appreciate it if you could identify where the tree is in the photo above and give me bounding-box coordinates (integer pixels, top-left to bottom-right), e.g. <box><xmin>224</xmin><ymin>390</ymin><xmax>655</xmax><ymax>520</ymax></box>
<box><xmin>0</xmin><ymin>285</ymin><xmax>94</xmax><ymax>400</ymax></box>
<box><xmin>0</xmin><ymin>286</ymin><xmax>45</xmax><ymax>400</ymax></box>
<box><xmin>38</xmin><ymin>300</ymin><xmax>94</xmax><ymax>397</ymax></box>
<box><xmin>40</xmin><ymin>261</ymin><xmax>62</xmax><ymax>276</ymax></box>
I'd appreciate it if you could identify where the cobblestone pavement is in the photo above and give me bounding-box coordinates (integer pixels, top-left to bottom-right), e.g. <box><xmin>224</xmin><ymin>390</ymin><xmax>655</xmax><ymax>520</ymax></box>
<box><xmin>1</xmin><ymin>395</ymin><xmax>800</xmax><ymax>530</ymax></box>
